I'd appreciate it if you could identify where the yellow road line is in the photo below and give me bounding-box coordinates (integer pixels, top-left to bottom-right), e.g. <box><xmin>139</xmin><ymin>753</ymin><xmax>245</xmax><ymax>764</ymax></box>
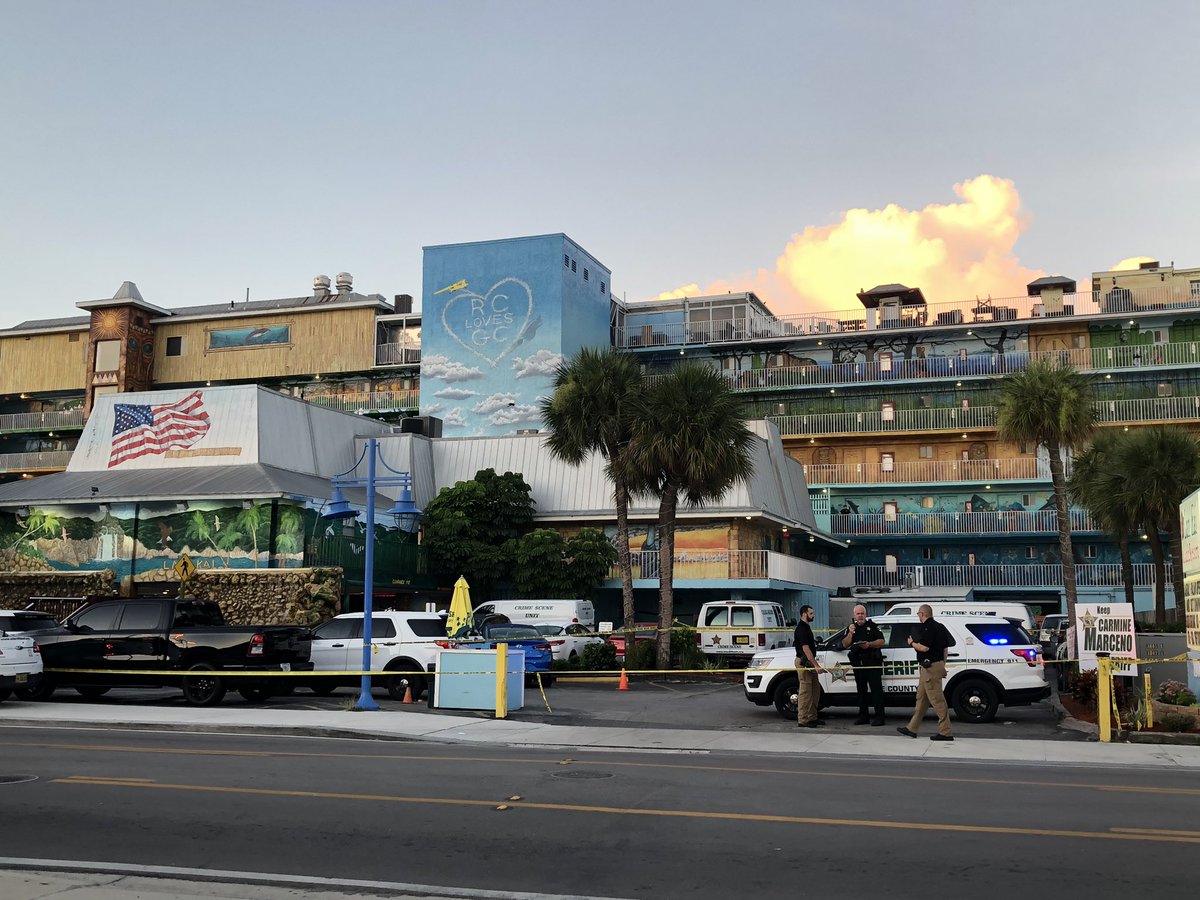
<box><xmin>1111</xmin><ymin>827</ymin><xmax>1200</xmax><ymax>837</ymax></box>
<box><xmin>10</xmin><ymin>740</ymin><xmax>1200</xmax><ymax>798</ymax></box>
<box><xmin>51</xmin><ymin>777</ymin><xmax>1200</xmax><ymax>845</ymax></box>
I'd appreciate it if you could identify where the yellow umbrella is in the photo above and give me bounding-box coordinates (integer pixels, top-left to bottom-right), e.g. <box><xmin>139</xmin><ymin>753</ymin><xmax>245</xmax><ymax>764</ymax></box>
<box><xmin>446</xmin><ymin>576</ymin><xmax>473</xmax><ymax>637</ymax></box>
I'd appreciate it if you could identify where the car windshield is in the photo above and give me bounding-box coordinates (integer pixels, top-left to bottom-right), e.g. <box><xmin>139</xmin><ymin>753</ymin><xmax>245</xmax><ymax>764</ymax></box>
<box><xmin>966</xmin><ymin>622</ymin><xmax>1036</xmax><ymax>646</ymax></box>
<box><xmin>488</xmin><ymin>625</ymin><xmax>541</xmax><ymax>640</ymax></box>
<box><xmin>0</xmin><ymin>613</ymin><xmax>59</xmax><ymax>631</ymax></box>
<box><xmin>533</xmin><ymin>625</ymin><xmax>564</xmax><ymax>636</ymax></box>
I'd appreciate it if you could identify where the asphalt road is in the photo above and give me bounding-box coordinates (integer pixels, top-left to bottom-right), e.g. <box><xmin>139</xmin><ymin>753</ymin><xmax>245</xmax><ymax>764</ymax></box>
<box><xmin>19</xmin><ymin>675</ymin><xmax>1075</xmax><ymax>740</ymax></box>
<box><xmin>0</xmin><ymin>726</ymin><xmax>1194</xmax><ymax>899</ymax></box>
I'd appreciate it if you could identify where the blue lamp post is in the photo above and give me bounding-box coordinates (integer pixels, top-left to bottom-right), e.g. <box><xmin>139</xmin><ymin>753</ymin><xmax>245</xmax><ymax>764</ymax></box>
<box><xmin>322</xmin><ymin>437</ymin><xmax>422</xmax><ymax>711</ymax></box>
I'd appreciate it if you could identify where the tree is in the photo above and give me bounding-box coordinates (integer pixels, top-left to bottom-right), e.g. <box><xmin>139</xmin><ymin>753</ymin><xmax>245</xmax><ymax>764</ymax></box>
<box><xmin>422</xmin><ymin>468</ymin><xmax>535</xmax><ymax>596</ymax></box>
<box><xmin>509</xmin><ymin>527</ymin><xmax>618</xmax><ymax>599</ymax></box>
<box><xmin>1068</xmin><ymin>431</ymin><xmax>1137</xmax><ymax>605</ymax></box>
<box><xmin>540</xmin><ymin>347</ymin><xmax>644</xmax><ymax>649</ymax></box>
<box><xmin>630</xmin><ymin>361</ymin><xmax>756</xmax><ymax>668</ymax></box>
<box><xmin>996</xmin><ymin>360</ymin><xmax>1095</xmax><ymax>635</ymax></box>
<box><xmin>234</xmin><ymin>503</ymin><xmax>266</xmax><ymax>567</ymax></box>
<box><xmin>1117</xmin><ymin>426</ymin><xmax>1200</xmax><ymax>625</ymax></box>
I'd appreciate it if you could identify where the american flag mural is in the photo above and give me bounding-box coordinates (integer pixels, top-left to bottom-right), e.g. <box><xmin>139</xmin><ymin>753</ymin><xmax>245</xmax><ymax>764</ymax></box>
<box><xmin>109</xmin><ymin>390</ymin><xmax>210</xmax><ymax>468</ymax></box>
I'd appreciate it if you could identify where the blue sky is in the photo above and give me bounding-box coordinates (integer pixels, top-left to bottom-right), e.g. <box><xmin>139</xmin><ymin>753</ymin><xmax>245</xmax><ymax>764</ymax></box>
<box><xmin>2</xmin><ymin>1</ymin><xmax>1197</xmax><ymax>321</ymax></box>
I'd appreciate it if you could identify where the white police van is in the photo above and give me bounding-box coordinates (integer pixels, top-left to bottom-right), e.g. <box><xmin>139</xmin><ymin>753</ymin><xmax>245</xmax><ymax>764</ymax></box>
<box><xmin>743</xmin><ymin>613</ymin><xmax>1049</xmax><ymax>723</ymax></box>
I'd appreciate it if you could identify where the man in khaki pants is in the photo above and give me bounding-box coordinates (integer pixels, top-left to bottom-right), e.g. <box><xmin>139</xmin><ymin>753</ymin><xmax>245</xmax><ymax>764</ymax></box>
<box><xmin>896</xmin><ymin>604</ymin><xmax>956</xmax><ymax>741</ymax></box>
<box><xmin>793</xmin><ymin>604</ymin><xmax>827</xmax><ymax>727</ymax></box>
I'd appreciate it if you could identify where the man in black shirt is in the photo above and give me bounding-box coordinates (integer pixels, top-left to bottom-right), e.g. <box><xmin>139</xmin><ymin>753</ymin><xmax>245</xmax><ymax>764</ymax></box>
<box><xmin>793</xmin><ymin>604</ymin><xmax>826</xmax><ymax>727</ymax></box>
<box><xmin>842</xmin><ymin>604</ymin><xmax>885</xmax><ymax>725</ymax></box>
<box><xmin>897</xmin><ymin>604</ymin><xmax>956</xmax><ymax>740</ymax></box>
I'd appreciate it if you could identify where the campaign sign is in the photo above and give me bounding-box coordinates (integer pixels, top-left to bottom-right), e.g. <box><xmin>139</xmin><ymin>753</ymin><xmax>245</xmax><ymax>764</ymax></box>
<box><xmin>1075</xmin><ymin>603</ymin><xmax>1138</xmax><ymax>675</ymax></box>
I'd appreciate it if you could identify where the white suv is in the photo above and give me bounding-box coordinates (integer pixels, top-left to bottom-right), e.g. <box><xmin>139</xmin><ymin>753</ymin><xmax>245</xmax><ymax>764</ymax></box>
<box><xmin>743</xmin><ymin>614</ymin><xmax>1049</xmax><ymax>723</ymax></box>
<box><xmin>0</xmin><ymin>632</ymin><xmax>43</xmax><ymax>702</ymax></box>
<box><xmin>307</xmin><ymin>611</ymin><xmax>447</xmax><ymax>701</ymax></box>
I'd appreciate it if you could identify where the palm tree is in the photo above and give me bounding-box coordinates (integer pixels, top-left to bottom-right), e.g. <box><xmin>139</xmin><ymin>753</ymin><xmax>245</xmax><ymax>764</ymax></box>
<box><xmin>1069</xmin><ymin>431</ymin><xmax>1137</xmax><ymax>605</ymax></box>
<box><xmin>235</xmin><ymin>503</ymin><xmax>266</xmax><ymax>567</ymax></box>
<box><xmin>630</xmin><ymin>361</ymin><xmax>756</xmax><ymax>668</ymax></box>
<box><xmin>1117</xmin><ymin>426</ymin><xmax>1200</xmax><ymax>625</ymax></box>
<box><xmin>540</xmin><ymin>347</ymin><xmax>645</xmax><ymax>651</ymax></box>
<box><xmin>996</xmin><ymin>360</ymin><xmax>1095</xmax><ymax>633</ymax></box>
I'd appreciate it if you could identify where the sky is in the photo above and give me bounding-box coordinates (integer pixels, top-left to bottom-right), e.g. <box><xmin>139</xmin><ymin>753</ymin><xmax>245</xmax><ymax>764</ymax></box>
<box><xmin>2</xmin><ymin>1</ymin><xmax>1198</xmax><ymax>324</ymax></box>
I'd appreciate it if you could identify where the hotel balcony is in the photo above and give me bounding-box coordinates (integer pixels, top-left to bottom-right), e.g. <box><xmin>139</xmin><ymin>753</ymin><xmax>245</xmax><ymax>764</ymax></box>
<box><xmin>804</xmin><ymin>456</ymin><xmax>1050</xmax><ymax>486</ymax></box>
<box><xmin>304</xmin><ymin>388</ymin><xmax>420</xmax><ymax>415</ymax></box>
<box><xmin>0</xmin><ymin>409</ymin><xmax>85</xmax><ymax>433</ymax></box>
<box><xmin>607</xmin><ymin>550</ymin><xmax>854</xmax><ymax>590</ymax></box>
<box><xmin>697</xmin><ymin>339</ymin><xmax>1200</xmax><ymax>392</ymax></box>
<box><xmin>374</xmin><ymin>341</ymin><xmax>421</xmax><ymax>367</ymax></box>
<box><xmin>769</xmin><ymin>396</ymin><xmax>1200</xmax><ymax>438</ymax></box>
<box><xmin>855</xmin><ymin>562</ymin><xmax>1171</xmax><ymax>589</ymax></box>
<box><xmin>0</xmin><ymin>450</ymin><xmax>74</xmax><ymax>473</ymax></box>
<box><xmin>618</xmin><ymin>285</ymin><xmax>1200</xmax><ymax>349</ymax></box>
<box><xmin>830</xmin><ymin>509</ymin><xmax>1100</xmax><ymax>536</ymax></box>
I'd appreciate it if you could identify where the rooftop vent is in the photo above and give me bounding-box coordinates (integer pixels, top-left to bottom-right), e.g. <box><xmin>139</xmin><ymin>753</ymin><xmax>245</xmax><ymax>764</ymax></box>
<box><xmin>313</xmin><ymin>275</ymin><xmax>331</xmax><ymax>299</ymax></box>
<box><xmin>335</xmin><ymin>272</ymin><xmax>353</xmax><ymax>294</ymax></box>
<box><xmin>394</xmin><ymin>294</ymin><xmax>414</xmax><ymax>314</ymax></box>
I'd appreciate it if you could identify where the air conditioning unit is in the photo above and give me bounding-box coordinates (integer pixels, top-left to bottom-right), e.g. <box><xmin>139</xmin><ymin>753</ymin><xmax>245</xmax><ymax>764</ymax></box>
<box><xmin>399</xmin><ymin>415</ymin><xmax>443</xmax><ymax>438</ymax></box>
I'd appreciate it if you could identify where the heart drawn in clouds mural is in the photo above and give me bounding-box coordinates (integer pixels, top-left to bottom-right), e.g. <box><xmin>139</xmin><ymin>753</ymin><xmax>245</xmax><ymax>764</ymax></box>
<box><xmin>440</xmin><ymin>277</ymin><xmax>534</xmax><ymax>367</ymax></box>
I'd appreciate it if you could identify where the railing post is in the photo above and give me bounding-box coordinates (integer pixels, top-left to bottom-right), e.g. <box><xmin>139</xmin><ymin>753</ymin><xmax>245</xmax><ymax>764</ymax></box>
<box><xmin>495</xmin><ymin>641</ymin><xmax>508</xmax><ymax>719</ymax></box>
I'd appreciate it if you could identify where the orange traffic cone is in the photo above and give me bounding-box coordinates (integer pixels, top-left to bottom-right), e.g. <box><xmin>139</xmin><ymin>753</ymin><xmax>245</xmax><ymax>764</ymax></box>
<box><xmin>402</xmin><ymin>684</ymin><xmax>414</xmax><ymax>704</ymax></box>
<box><xmin>617</xmin><ymin>668</ymin><xmax>629</xmax><ymax>691</ymax></box>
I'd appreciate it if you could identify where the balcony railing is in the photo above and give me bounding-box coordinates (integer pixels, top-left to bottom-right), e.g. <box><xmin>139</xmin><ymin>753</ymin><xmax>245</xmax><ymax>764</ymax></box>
<box><xmin>830</xmin><ymin>509</ymin><xmax>1099</xmax><ymax>536</ymax></box>
<box><xmin>686</xmin><ymin>339</ymin><xmax>1200</xmax><ymax>392</ymax></box>
<box><xmin>608</xmin><ymin>550</ymin><xmax>853</xmax><ymax>588</ymax></box>
<box><xmin>769</xmin><ymin>396</ymin><xmax>1200</xmax><ymax>437</ymax></box>
<box><xmin>0</xmin><ymin>409</ymin><xmax>85</xmax><ymax>433</ymax></box>
<box><xmin>303</xmin><ymin>389</ymin><xmax>420</xmax><ymax>414</ymax></box>
<box><xmin>0</xmin><ymin>450</ymin><xmax>73</xmax><ymax>472</ymax></box>
<box><xmin>804</xmin><ymin>457</ymin><xmax>1049</xmax><ymax>486</ymax></box>
<box><xmin>855</xmin><ymin>562</ymin><xmax>1171</xmax><ymax>589</ymax></box>
<box><xmin>374</xmin><ymin>342</ymin><xmax>421</xmax><ymax>367</ymax></box>
<box><xmin>618</xmin><ymin>286</ymin><xmax>1200</xmax><ymax>348</ymax></box>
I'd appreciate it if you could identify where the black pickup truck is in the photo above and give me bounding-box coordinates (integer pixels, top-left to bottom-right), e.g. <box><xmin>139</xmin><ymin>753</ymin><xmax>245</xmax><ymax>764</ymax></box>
<box><xmin>23</xmin><ymin>597</ymin><xmax>312</xmax><ymax>706</ymax></box>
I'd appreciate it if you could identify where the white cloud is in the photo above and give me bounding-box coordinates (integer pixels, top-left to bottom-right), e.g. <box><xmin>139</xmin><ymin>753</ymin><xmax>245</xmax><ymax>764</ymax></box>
<box><xmin>442</xmin><ymin>407</ymin><xmax>466</xmax><ymax>428</ymax></box>
<box><xmin>423</xmin><ymin>353</ymin><xmax>484</xmax><ymax>382</ymax></box>
<box><xmin>434</xmin><ymin>387</ymin><xmax>478</xmax><ymax>400</ymax></box>
<box><xmin>512</xmin><ymin>349</ymin><xmax>564</xmax><ymax>379</ymax></box>
<box><xmin>421</xmin><ymin>402</ymin><xmax>444</xmax><ymax>415</ymax></box>
<box><xmin>489</xmin><ymin>404</ymin><xmax>542</xmax><ymax>426</ymax></box>
<box><xmin>472</xmin><ymin>392</ymin><xmax>519</xmax><ymax>414</ymax></box>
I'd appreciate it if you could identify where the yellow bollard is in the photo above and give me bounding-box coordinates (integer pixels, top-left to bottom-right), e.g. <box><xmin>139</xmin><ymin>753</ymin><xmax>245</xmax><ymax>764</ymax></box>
<box><xmin>1097</xmin><ymin>654</ymin><xmax>1111</xmax><ymax>743</ymax></box>
<box><xmin>1145</xmin><ymin>672</ymin><xmax>1154</xmax><ymax>729</ymax></box>
<box><xmin>495</xmin><ymin>642</ymin><xmax>508</xmax><ymax>720</ymax></box>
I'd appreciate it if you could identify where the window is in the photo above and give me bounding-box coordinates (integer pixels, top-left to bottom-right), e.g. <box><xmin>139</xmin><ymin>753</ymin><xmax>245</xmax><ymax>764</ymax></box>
<box><xmin>118</xmin><ymin>603</ymin><xmax>164</xmax><ymax>630</ymax></box>
<box><xmin>704</xmin><ymin>607</ymin><xmax>729</xmax><ymax>627</ymax></box>
<box><xmin>68</xmin><ymin>332</ymin><xmax>80</xmax><ymax>343</ymax></box>
<box><xmin>165</xmin><ymin>336</ymin><xmax>183</xmax><ymax>357</ymax></box>
<box><xmin>72</xmin><ymin>605</ymin><xmax>121</xmax><ymax>632</ymax></box>
<box><xmin>883</xmin><ymin>502</ymin><xmax>898</xmax><ymax>522</ymax></box>
<box><xmin>94</xmin><ymin>339</ymin><xmax>121</xmax><ymax>372</ymax></box>
<box><xmin>313</xmin><ymin>618</ymin><xmax>357</xmax><ymax>640</ymax></box>
<box><xmin>881</xmin><ymin>452</ymin><xmax>895</xmax><ymax>472</ymax></box>
<box><xmin>1158</xmin><ymin>382</ymin><xmax>1173</xmax><ymax>397</ymax></box>
<box><xmin>1073</xmin><ymin>335</ymin><xmax>1087</xmax><ymax>349</ymax></box>
<box><xmin>961</xmin><ymin>399</ymin><xmax>970</xmax><ymax>411</ymax></box>
<box><xmin>886</xmin><ymin>623</ymin><xmax>915</xmax><ymax>648</ymax></box>
<box><xmin>408</xmin><ymin>618</ymin><xmax>448</xmax><ymax>638</ymax></box>
<box><xmin>919</xmin><ymin>396</ymin><xmax>931</xmax><ymax>408</ymax></box>
<box><xmin>879</xmin><ymin>352</ymin><xmax>893</xmax><ymax>373</ymax></box>
<box><xmin>730</xmin><ymin>606</ymin><xmax>754</xmax><ymax>627</ymax></box>
<box><xmin>1022</xmin><ymin>494</ymin><xmax>1033</xmax><ymax>507</ymax></box>
<box><xmin>366</xmin><ymin>618</ymin><xmax>398</xmax><ymax>639</ymax></box>
<box><xmin>966</xmin><ymin>622</ymin><xmax>1032</xmax><ymax>646</ymax></box>
<box><xmin>583</xmin><ymin>267</ymin><xmax>589</xmax><ymax>281</ymax></box>
<box><xmin>1083</xmin><ymin>544</ymin><xmax>1097</xmax><ymax>559</ymax></box>
<box><xmin>881</xmin><ymin>401</ymin><xmax>896</xmax><ymax>422</ymax></box>
<box><xmin>1191</xmin><ymin>279</ymin><xmax>1200</xmax><ymax>298</ymax></box>
<box><xmin>959</xmin><ymin>349</ymin><xmax>968</xmax><ymax>362</ymax></box>
<box><xmin>919</xmin><ymin>445</ymin><xmax>933</xmax><ymax>458</ymax></box>
<box><xmin>967</xmin><ymin>552</ymin><xmax>976</xmax><ymax>566</ymax></box>
<box><xmin>1026</xmin><ymin>546</ymin><xmax>1037</xmax><ymax>559</ymax></box>
<box><xmin>921</xmin><ymin>496</ymin><xmax>934</xmax><ymax>509</ymax></box>
<box><xmin>922</xmin><ymin>546</ymin><xmax>934</xmax><ymax>560</ymax></box>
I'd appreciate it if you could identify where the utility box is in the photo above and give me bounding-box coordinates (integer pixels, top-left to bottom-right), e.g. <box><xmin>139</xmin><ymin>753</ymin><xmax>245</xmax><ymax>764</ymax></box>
<box><xmin>432</xmin><ymin>648</ymin><xmax>524</xmax><ymax>711</ymax></box>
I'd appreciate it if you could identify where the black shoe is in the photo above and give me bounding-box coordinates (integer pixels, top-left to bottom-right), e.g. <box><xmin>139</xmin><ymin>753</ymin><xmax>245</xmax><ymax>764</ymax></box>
<box><xmin>853</xmin><ymin>716</ymin><xmax>870</xmax><ymax>725</ymax></box>
<box><xmin>896</xmin><ymin>726</ymin><xmax>918</xmax><ymax>738</ymax></box>
<box><xmin>930</xmin><ymin>734</ymin><xmax>955</xmax><ymax>742</ymax></box>
<box><xmin>797</xmin><ymin>721</ymin><xmax>819</xmax><ymax>728</ymax></box>
<box><xmin>870</xmin><ymin>718</ymin><xmax>885</xmax><ymax>726</ymax></box>
<box><xmin>816</xmin><ymin>719</ymin><xmax>827</xmax><ymax>726</ymax></box>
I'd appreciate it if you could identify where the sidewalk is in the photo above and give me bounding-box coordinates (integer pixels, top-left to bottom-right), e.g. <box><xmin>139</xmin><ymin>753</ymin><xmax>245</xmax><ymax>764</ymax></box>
<box><xmin>5</xmin><ymin>701</ymin><xmax>1200</xmax><ymax>769</ymax></box>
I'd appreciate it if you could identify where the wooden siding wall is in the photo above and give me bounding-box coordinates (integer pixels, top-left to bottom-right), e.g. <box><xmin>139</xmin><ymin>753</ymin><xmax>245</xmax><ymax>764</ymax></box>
<box><xmin>153</xmin><ymin>307</ymin><xmax>378</xmax><ymax>383</ymax></box>
<box><xmin>0</xmin><ymin>332</ymin><xmax>89</xmax><ymax>392</ymax></box>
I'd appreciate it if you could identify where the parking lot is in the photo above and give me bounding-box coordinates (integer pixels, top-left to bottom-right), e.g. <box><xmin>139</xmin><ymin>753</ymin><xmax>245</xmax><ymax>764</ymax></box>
<box><xmin>14</xmin><ymin>674</ymin><xmax>1077</xmax><ymax>741</ymax></box>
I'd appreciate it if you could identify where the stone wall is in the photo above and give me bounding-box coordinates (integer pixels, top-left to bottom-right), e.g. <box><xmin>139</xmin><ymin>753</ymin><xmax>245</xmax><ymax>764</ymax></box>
<box><xmin>0</xmin><ymin>570</ymin><xmax>117</xmax><ymax>611</ymax></box>
<box><xmin>132</xmin><ymin>567</ymin><xmax>343</xmax><ymax>626</ymax></box>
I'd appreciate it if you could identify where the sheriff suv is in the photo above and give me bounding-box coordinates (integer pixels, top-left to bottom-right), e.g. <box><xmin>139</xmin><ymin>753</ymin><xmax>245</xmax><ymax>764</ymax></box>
<box><xmin>743</xmin><ymin>614</ymin><xmax>1049</xmax><ymax>723</ymax></box>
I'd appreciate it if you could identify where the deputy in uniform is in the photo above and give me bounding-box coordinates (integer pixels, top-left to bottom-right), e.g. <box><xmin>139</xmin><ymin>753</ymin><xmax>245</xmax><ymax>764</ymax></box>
<box><xmin>793</xmin><ymin>604</ymin><xmax>827</xmax><ymax>728</ymax></box>
<box><xmin>897</xmin><ymin>604</ymin><xmax>956</xmax><ymax>741</ymax></box>
<box><xmin>842</xmin><ymin>604</ymin><xmax>885</xmax><ymax>725</ymax></box>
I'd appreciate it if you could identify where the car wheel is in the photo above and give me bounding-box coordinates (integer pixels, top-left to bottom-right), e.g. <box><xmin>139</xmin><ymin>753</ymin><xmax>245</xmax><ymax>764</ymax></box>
<box><xmin>773</xmin><ymin>676</ymin><xmax>799</xmax><ymax>718</ymax></box>
<box><xmin>16</xmin><ymin>676</ymin><xmax>55</xmax><ymax>702</ymax></box>
<box><xmin>568</xmin><ymin>650</ymin><xmax>578</xmax><ymax>662</ymax></box>
<box><xmin>75</xmin><ymin>686</ymin><xmax>111</xmax><ymax>700</ymax></box>
<box><xmin>181</xmin><ymin>663</ymin><xmax>227</xmax><ymax>707</ymax></box>
<box><xmin>386</xmin><ymin>667</ymin><xmax>425</xmax><ymax>702</ymax></box>
<box><xmin>952</xmin><ymin>678</ymin><xmax>1000</xmax><ymax>723</ymax></box>
<box><xmin>237</xmin><ymin>685</ymin><xmax>274</xmax><ymax>703</ymax></box>
<box><xmin>309</xmin><ymin>681</ymin><xmax>339</xmax><ymax>696</ymax></box>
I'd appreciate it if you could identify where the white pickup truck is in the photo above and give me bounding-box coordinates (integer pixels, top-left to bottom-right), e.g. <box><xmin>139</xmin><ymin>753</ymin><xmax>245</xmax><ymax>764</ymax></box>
<box><xmin>743</xmin><ymin>613</ymin><xmax>1049</xmax><ymax>723</ymax></box>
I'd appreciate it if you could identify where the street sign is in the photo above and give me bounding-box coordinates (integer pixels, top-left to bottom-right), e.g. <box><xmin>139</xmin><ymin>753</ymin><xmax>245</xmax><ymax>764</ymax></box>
<box><xmin>173</xmin><ymin>554</ymin><xmax>196</xmax><ymax>581</ymax></box>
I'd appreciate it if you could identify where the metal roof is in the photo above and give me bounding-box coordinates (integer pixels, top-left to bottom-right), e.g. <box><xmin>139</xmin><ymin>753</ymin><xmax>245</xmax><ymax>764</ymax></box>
<box><xmin>7</xmin><ymin>315</ymin><xmax>90</xmax><ymax>332</ymax></box>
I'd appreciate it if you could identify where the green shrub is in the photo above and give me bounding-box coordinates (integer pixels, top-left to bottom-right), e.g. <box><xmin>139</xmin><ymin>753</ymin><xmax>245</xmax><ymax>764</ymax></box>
<box><xmin>670</xmin><ymin>625</ymin><xmax>705</xmax><ymax>670</ymax></box>
<box><xmin>1156</xmin><ymin>680</ymin><xmax>1197</xmax><ymax>706</ymax></box>
<box><xmin>625</xmin><ymin>639</ymin><xmax>657</xmax><ymax>671</ymax></box>
<box><xmin>1161</xmin><ymin>712</ymin><xmax>1196</xmax><ymax>733</ymax></box>
<box><xmin>580</xmin><ymin>641</ymin><xmax>617</xmax><ymax>672</ymax></box>
<box><xmin>550</xmin><ymin>657</ymin><xmax>574</xmax><ymax>672</ymax></box>
<box><xmin>1070</xmin><ymin>669</ymin><xmax>1099</xmax><ymax>707</ymax></box>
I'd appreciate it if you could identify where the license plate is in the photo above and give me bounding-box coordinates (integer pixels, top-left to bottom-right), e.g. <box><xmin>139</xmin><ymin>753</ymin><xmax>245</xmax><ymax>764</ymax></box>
<box><xmin>733</xmin><ymin>635</ymin><xmax>750</xmax><ymax>645</ymax></box>
<box><xmin>16</xmin><ymin>673</ymin><xmax>27</xmax><ymax>683</ymax></box>
<box><xmin>280</xmin><ymin>663</ymin><xmax>291</xmax><ymax>672</ymax></box>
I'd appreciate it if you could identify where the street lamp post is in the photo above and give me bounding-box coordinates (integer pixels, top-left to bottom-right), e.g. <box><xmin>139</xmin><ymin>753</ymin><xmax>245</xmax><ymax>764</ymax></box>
<box><xmin>322</xmin><ymin>437</ymin><xmax>422</xmax><ymax>711</ymax></box>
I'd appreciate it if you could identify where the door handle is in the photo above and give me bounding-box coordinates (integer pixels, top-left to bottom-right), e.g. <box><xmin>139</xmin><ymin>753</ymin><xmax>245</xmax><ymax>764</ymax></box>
<box><xmin>948</xmin><ymin>653</ymin><xmax>961</xmax><ymax>658</ymax></box>
<box><xmin>331</xmin><ymin>643</ymin><xmax>345</xmax><ymax>648</ymax></box>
